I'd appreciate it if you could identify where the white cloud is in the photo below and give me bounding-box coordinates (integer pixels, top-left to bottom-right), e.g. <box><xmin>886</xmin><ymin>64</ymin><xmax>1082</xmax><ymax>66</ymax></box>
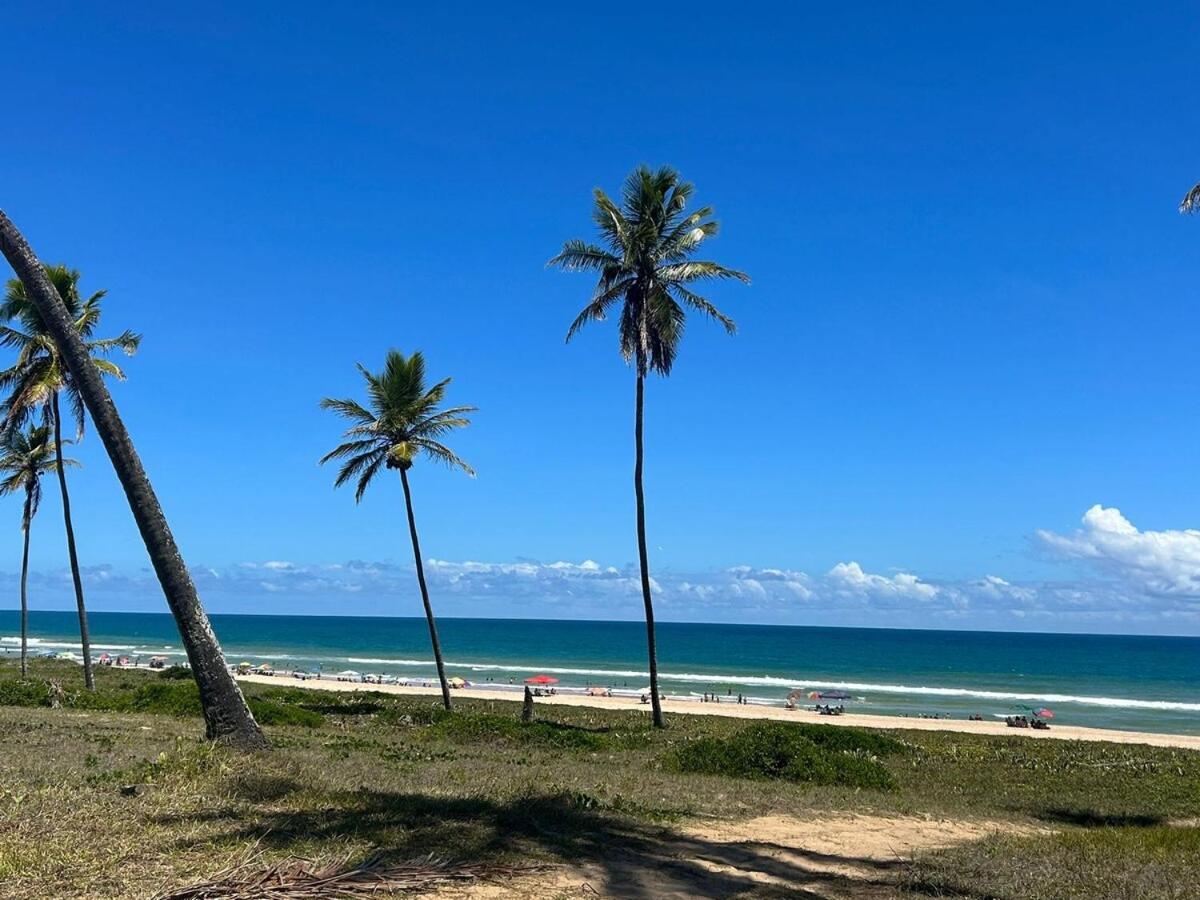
<box><xmin>10</xmin><ymin>505</ymin><xmax>1200</xmax><ymax>632</ymax></box>
<box><xmin>826</xmin><ymin>561</ymin><xmax>938</xmax><ymax>601</ymax></box>
<box><xmin>1038</xmin><ymin>505</ymin><xmax>1200</xmax><ymax>596</ymax></box>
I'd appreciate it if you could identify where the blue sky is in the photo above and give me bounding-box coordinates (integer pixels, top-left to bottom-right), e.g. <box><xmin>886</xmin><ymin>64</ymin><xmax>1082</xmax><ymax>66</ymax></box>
<box><xmin>2</xmin><ymin>3</ymin><xmax>1199</xmax><ymax>632</ymax></box>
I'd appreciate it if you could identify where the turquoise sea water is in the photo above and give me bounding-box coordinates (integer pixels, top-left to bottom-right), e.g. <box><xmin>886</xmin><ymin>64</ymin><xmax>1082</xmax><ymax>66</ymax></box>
<box><xmin>2</xmin><ymin>610</ymin><xmax>1198</xmax><ymax>735</ymax></box>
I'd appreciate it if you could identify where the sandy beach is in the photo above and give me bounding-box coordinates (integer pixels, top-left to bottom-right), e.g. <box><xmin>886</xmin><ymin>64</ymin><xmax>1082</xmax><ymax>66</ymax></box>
<box><xmin>235</xmin><ymin>672</ymin><xmax>1200</xmax><ymax>751</ymax></box>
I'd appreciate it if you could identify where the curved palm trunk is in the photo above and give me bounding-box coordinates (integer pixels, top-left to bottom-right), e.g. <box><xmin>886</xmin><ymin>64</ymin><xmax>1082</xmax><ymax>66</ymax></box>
<box><xmin>0</xmin><ymin>210</ymin><xmax>267</xmax><ymax>750</ymax></box>
<box><xmin>399</xmin><ymin>466</ymin><xmax>453</xmax><ymax>711</ymax></box>
<box><xmin>51</xmin><ymin>392</ymin><xmax>94</xmax><ymax>690</ymax></box>
<box><xmin>19</xmin><ymin>491</ymin><xmax>31</xmax><ymax>679</ymax></box>
<box><xmin>635</xmin><ymin>374</ymin><xmax>665</xmax><ymax>728</ymax></box>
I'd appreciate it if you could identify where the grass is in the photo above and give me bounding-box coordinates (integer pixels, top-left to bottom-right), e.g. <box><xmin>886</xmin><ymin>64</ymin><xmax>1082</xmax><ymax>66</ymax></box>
<box><xmin>0</xmin><ymin>660</ymin><xmax>1196</xmax><ymax>898</ymax></box>
<box><xmin>906</xmin><ymin>826</ymin><xmax>1200</xmax><ymax>899</ymax></box>
<box><xmin>668</xmin><ymin>721</ymin><xmax>902</xmax><ymax>789</ymax></box>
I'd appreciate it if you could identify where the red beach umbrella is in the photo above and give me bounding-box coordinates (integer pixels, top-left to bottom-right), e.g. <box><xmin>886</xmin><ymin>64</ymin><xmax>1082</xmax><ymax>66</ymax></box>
<box><xmin>1033</xmin><ymin>708</ymin><xmax>1055</xmax><ymax>719</ymax></box>
<box><xmin>524</xmin><ymin>674</ymin><xmax>559</xmax><ymax>685</ymax></box>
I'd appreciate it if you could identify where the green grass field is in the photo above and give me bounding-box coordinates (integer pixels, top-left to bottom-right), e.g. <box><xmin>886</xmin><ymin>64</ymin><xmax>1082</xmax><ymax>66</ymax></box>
<box><xmin>0</xmin><ymin>660</ymin><xmax>1196</xmax><ymax>898</ymax></box>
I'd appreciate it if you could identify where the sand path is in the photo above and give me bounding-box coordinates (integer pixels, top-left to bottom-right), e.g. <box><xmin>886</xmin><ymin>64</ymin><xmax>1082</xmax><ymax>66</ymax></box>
<box><xmin>431</xmin><ymin>812</ymin><xmax>1044</xmax><ymax>898</ymax></box>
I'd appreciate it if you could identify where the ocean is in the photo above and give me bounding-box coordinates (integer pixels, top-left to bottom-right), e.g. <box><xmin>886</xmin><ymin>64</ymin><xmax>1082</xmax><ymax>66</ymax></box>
<box><xmin>3</xmin><ymin>610</ymin><xmax>1198</xmax><ymax>735</ymax></box>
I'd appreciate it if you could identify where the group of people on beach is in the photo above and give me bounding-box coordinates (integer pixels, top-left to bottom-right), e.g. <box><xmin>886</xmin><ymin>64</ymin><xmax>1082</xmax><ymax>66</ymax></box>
<box><xmin>699</xmin><ymin>691</ymin><xmax>750</xmax><ymax>704</ymax></box>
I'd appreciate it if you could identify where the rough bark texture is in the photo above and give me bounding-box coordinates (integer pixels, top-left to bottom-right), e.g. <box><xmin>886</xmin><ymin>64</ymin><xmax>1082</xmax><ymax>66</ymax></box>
<box><xmin>19</xmin><ymin>490</ymin><xmax>30</xmax><ymax>679</ymax></box>
<box><xmin>0</xmin><ymin>209</ymin><xmax>267</xmax><ymax>750</ymax></box>
<box><xmin>400</xmin><ymin>467</ymin><xmax>453</xmax><ymax>711</ymax></box>
<box><xmin>51</xmin><ymin>391</ymin><xmax>94</xmax><ymax>690</ymax></box>
<box><xmin>635</xmin><ymin>374</ymin><xmax>665</xmax><ymax>728</ymax></box>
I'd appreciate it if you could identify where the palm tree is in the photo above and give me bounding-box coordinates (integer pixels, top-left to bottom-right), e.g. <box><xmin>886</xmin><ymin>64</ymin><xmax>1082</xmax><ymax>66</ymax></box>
<box><xmin>0</xmin><ymin>210</ymin><xmax>267</xmax><ymax>749</ymax></box>
<box><xmin>320</xmin><ymin>349</ymin><xmax>475</xmax><ymax>712</ymax></box>
<box><xmin>1182</xmin><ymin>183</ymin><xmax>1200</xmax><ymax>214</ymax></box>
<box><xmin>549</xmin><ymin>165</ymin><xmax>749</xmax><ymax>727</ymax></box>
<box><xmin>0</xmin><ymin>265</ymin><xmax>140</xmax><ymax>691</ymax></box>
<box><xmin>0</xmin><ymin>425</ymin><xmax>72</xmax><ymax>677</ymax></box>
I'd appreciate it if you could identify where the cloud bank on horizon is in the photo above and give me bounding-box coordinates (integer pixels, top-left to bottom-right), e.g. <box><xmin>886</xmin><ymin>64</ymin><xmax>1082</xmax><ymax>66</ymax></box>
<box><xmin>7</xmin><ymin>506</ymin><xmax>1200</xmax><ymax>634</ymax></box>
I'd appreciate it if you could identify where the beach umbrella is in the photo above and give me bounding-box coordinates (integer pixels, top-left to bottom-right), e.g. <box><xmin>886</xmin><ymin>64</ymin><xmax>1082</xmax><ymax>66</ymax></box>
<box><xmin>524</xmin><ymin>674</ymin><xmax>559</xmax><ymax>685</ymax></box>
<box><xmin>805</xmin><ymin>690</ymin><xmax>820</xmax><ymax>700</ymax></box>
<box><xmin>1033</xmin><ymin>707</ymin><xmax>1055</xmax><ymax>719</ymax></box>
<box><xmin>448</xmin><ymin>676</ymin><xmax>468</xmax><ymax>688</ymax></box>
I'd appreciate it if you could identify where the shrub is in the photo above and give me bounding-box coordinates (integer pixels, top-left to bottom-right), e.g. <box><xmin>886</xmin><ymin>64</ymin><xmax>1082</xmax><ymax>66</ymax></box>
<box><xmin>158</xmin><ymin>666</ymin><xmax>193</xmax><ymax>680</ymax></box>
<box><xmin>0</xmin><ymin>679</ymin><xmax>51</xmax><ymax>708</ymax></box>
<box><xmin>668</xmin><ymin>722</ymin><xmax>896</xmax><ymax>790</ymax></box>
<box><xmin>248</xmin><ymin>700</ymin><xmax>323</xmax><ymax>728</ymax></box>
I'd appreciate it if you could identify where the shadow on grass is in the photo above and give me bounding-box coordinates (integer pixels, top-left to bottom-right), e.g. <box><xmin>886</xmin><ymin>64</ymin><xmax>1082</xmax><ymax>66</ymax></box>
<box><xmin>155</xmin><ymin>790</ymin><xmax>904</xmax><ymax>898</ymax></box>
<box><xmin>1034</xmin><ymin>808</ymin><xmax>1165</xmax><ymax>829</ymax></box>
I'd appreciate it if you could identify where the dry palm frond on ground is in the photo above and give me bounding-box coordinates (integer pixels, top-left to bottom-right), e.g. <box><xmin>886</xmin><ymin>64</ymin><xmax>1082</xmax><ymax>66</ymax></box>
<box><xmin>153</xmin><ymin>853</ymin><xmax>549</xmax><ymax>900</ymax></box>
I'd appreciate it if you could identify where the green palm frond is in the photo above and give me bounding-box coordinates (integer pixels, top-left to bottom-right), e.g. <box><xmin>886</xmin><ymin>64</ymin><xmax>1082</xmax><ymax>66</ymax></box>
<box><xmin>321</xmin><ymin>349</ymin><xmax>476</xmax><ymax>499</ymax></box>
<box><xmin>1</xmin><ymin>265</ymin><xmax>139</xmax><ymax>437</ymax></box>
<box><xmin>0</xmin><ymin>424</ymin><xmax>76</xmax><ymax>523</ymax></box>
<box><xmin>546</xmin><ymin>240</ymin><xmax>621</xmax><ymax>272</ymax></box>
<box><xmin>551</xmin><ymin>165</ymin><xmax>748</xmax><ymax>376</ymax></box>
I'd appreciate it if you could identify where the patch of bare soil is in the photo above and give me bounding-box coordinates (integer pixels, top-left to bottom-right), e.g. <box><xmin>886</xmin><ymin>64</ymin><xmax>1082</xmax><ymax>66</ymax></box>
<box><xmin>433</xmin><ymin>813</ymin><xmax>1043</xmax><ymax>899</ymax></box>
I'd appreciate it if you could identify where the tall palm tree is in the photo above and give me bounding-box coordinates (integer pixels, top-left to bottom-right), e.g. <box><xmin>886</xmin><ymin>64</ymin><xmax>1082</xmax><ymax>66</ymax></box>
<box><xmin>0</xmin><ymin>425</ymin><xmax>72</xmax><ymax>678</ymax></box>
<box><xmin>1182</xmin><ymin>183</ymin><xmax>1200</xmax><ymax>214</ymax></box>
<box><xmin>549</xmin><ymin>165</ymin><xmax>749</xmax><ymax>727</ymax></box>
<box><xmin>0</xmin><ymin>265</ymin><xmax>140</xmax><ymax>691</ymax></box>
<box><xmin>320</xmin><ymin>349</ymin><xmax>475</xmax><ymax>712</ymax></box>
<box><xmin>0</xmin><ymin>210</ymin><xmax>267</xmax><ymax>749</ymax></box>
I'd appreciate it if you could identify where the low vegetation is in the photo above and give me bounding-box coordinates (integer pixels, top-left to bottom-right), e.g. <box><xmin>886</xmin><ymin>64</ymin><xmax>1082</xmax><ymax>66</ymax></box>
<box><xmin>0</xmin><ymin>660</ymin><xmax>1196</xmax><ymax>898</ymax></box>
<box><xmin>668</xmin><ymin>721</ymin><xmax>902</xmax><ymax>789</ymax></box>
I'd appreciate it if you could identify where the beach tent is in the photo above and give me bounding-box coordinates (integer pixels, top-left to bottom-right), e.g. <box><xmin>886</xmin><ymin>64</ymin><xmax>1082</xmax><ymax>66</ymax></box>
<box><xmin>524</xmin><ymin>674</ymin><xmax>559</xmax><ymax>685</ymax></box>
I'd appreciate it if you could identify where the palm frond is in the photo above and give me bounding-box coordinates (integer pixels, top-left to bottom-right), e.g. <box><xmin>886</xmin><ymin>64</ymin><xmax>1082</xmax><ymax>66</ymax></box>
<box><xmin>322</xmin><ymin>350</ymin><xmax>474</xmax><ymax>485</ymax></box>
<box><xmin>1181</xmin><ymin>182</ymin><xmax>1200</xmax><ymax>214</ymax></box>
<box><xmin>565</xmin><ymin>277</ymin><xmax>634</xmax><ymax>342</ymax></box>
<box><xmin>319</xmin><ymin>397</ymin><xmax>377</xmax><ymax>425</ymax></box>
<box><xmin>670</xmin><ymin>285</ymin><xmax>737</xmax><ymax>335</ymax></box>
<box><xmin>656</xmin><ymin>261</ymin><xmax>751</xmax><ymax>285</ymax></box>
<box><xmin>414</xmin><ymin>439</ymin><xmax>475</xmax><ymax>477</ymax></box>
<box><xmin>547</xmin><ymin>240</ymin><xmax>621</xmax><ymax>272</ymax></box>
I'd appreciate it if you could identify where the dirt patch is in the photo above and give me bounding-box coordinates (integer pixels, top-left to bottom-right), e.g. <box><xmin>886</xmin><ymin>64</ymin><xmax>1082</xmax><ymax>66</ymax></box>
<box><xmin>433</xmin><ymin>813</ymin><xmax>1043</xmax><ymax>899</ymax></box>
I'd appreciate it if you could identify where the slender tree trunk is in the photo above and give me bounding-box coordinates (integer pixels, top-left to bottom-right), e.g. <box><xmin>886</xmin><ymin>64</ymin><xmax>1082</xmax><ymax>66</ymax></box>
<box><xmin>399</xmin><ymin>466</ymin><xmax>453</xmax><ymax>711</ymax></box>
<box><xmin>20</xmin><ymin>491</ymin><xmax>31</xmax><ymax>679</ymax></box>
<box><xmin>51</xmin><ymin>392</ymin><xmax>94</xmax><ymax>690</ymax></box>
<box><xmin>634</xmin><ymin>373</ymin><xmax>665</xmax><ymax>727</ymax></box>
<box><xmin>0</xmin><ymin>210</ymin><xmax>267</xmax><ymax>750</ymax></box>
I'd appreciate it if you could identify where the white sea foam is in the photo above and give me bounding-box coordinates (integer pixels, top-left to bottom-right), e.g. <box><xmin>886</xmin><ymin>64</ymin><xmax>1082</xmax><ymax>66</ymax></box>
<box><xmin>0</xmin><ymin>635</ymin><xmax>139</xmax><ymax>652</ymax></box>
<box><xmin>338</xmin><ymin>656</ymin><xmax>1200</xmax><ymax>712</ymax></box>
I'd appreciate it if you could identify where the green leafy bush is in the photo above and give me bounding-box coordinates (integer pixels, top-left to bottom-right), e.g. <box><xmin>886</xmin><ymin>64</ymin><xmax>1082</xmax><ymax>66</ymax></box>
<box><xmin>158</xmin><ymin>665</ymin><xmax>193</xmax><ymax>680</ymax></box>
<box><xmin>0</xmin><ymin>679</ymin><xmax>52</xmax><ymax>707</ymax></box>
<box><xmin>668</xmin><ymin>722</ymin><xmax>897</xmax><ymax>790</ymax></box>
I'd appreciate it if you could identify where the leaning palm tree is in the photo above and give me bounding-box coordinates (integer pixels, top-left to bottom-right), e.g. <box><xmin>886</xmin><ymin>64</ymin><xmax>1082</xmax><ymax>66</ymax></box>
<box><xmin>0</xmin><ymin>210</ymin><xmax>267</xmax><ymax>749</ymax></box>
<box><xmin>320</xmin><ymin>349</ymin><xmax>475</xmax><ymax>712</ymax></box>
<box><xmin>0</xmin><ymin>265</ymin><xmax>140</xmax><ymax>691</ymax></box>
<box><xmin>549</xmin><ymin>165</ymin><xmax>749</xmax><ymax>727</ymax></box>
<box><xmin>1182</xmin><ymin>182</ymin><xmax>1200</xmax><ymax>214</ymax></box>
<box><xmin>0</xmin><ymin>425</ymin><xmax>72</xmax><ymax>677</ymax></box>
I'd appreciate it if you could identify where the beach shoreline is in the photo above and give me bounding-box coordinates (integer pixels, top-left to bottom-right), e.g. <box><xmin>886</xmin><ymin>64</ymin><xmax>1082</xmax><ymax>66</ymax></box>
<box><xmin>233</xmin><ymin>672</ymin><xmax>1200</xmax><ymax>751</ymax></box>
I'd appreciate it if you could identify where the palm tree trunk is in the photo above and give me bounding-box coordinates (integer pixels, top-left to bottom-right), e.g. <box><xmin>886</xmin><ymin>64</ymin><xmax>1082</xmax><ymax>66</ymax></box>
<box><xmin>399</xmin><ymin>466</ymin><xmax>453</xmax><ymax>712</ymax></box>
<box><xmin>634</xmin><ymin>373</ymin><xmax>665</xmax><ymax>728</ymax></box>
<box><xmin>51</xmin><ymin>392</ymin><xmax>94</xmax><ymax>691</ymax></box>
<box><xmin>20</xmin><ymin>491</ymin><xmax>31</xmax><ymax>679</ymax></box>
<box><xmin>0</xmin><ymin>210</ymin><xmax>267</xmax><ymax>750</ymax></box>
